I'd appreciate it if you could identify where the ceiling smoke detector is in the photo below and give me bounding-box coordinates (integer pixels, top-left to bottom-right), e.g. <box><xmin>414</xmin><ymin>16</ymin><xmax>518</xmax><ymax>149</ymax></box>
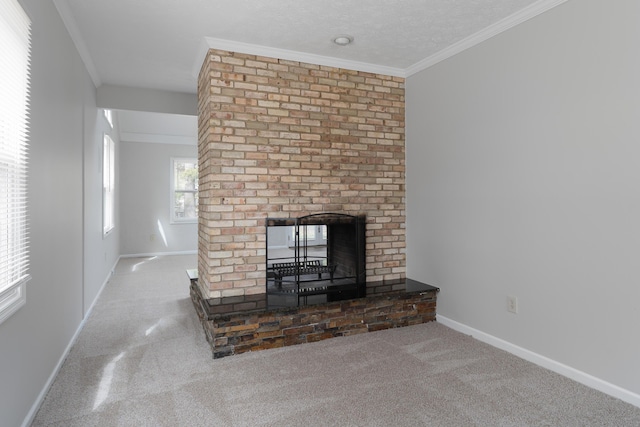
<box><xmin>333</xmin><ymin>35</ymin><xmax>353</xmax><ymax>46</ymax></box>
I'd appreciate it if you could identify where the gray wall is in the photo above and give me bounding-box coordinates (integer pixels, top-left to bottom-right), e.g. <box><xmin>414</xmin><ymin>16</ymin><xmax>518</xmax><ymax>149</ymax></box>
<box><xmin>407</xmin><ymin>0</ymin><xmax>640</xmax><ymax>400</ymax></box>
<box><xmin>84</xmin><ymin>98</ymin><xmax>121</xmax><ymax>315</ymax></box>
<box><xmin>0</xmin><ymin>1</ymin><xmax>120</xmax><ymax>425</ymax></box>
<box><xmin>120</xmin><ymin>141</ymin><xmax>197</xmax><ymax>256</ymax></box>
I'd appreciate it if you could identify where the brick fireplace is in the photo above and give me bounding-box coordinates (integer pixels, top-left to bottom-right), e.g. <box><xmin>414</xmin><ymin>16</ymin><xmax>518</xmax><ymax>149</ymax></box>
<box><xmin>197</xmin><ymin>49</ymin><xmax>406</xmax><ymax>300</ymax></box>
<box><xmin>191</xmin><ymin>50</ymin><xmax>439</xmax><ymax>359</ymax></box>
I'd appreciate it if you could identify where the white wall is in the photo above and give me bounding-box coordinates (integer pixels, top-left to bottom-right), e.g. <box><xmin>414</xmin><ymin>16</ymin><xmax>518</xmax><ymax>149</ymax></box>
<box><xmin>119</xmin><ymin>141</ymin><xmax>197</xmax><ymax>256</ymax></box>
<box><xmin>407</xmin><ymin>0</ymin><xmax>640</xmax><ymax>402</ymax></box>
<box><xmin>0</xmin><ymin>2</ymin><xmax>119</xmax><ymax>425</ymax></box>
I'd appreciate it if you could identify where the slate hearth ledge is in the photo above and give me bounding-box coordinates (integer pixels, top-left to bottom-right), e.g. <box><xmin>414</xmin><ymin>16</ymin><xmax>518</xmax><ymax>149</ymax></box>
<box><xmin>190</xmin><ymin>279</ymin><xmax>439</xmax><ymax>358</ymax></box>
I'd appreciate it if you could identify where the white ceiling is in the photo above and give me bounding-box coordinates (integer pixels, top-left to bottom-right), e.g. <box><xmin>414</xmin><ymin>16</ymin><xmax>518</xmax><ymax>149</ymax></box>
<box><xmin>54</xmin><ymin>0</ymin><xmax>568</xmax><ymax>94</ymax></box>
<box><xmin>116</xmin><ymin>110</ymin><xmax>197</xmax><ymax>145</ymax></box>
<box><xmin>52</xmin><ymin>0</ymin><xmax>567</xmax><ymax>143</ymax></box>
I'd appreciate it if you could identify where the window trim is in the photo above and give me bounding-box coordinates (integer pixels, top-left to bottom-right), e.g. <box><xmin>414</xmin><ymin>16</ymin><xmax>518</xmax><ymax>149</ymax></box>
<box><xmin>170</xmin><ymin>157</ymin><xmax>198</xmax><ymax>224</ymax></box>
<box><xmin>103</xmin><ymin>133</ymin><xmax>115</xmax><ymax>236</ymax></box>
<box><xmin>103</xmin><ymin>109</ymin><xmax>113</xmax><ymax>128</ymax></box>
<box><xmin>0</xmin><ymin>277</ymin><xmax>27</xmax><ymax>325</ymax></box>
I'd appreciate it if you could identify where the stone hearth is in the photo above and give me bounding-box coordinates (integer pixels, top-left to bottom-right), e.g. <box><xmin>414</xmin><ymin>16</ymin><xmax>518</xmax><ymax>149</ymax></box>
<box><xmin>189</xmin><ymin>273</ymin><xmax>438</xmax><ymax>359</ymax></box>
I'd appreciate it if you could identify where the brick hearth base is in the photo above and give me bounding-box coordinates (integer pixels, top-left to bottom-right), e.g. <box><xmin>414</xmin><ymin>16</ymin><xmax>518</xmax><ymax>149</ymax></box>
<box><xmin>189</xmin><ymin>277</ymin><xmax>439</xmax><ymax>359</ymax></box>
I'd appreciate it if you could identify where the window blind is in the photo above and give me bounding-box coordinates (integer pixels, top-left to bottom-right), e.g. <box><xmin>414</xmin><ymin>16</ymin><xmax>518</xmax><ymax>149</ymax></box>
<box><xmin>0</xmin><ymin>0</ymin><xmax>31</xmax><ymax>323</ymax></box>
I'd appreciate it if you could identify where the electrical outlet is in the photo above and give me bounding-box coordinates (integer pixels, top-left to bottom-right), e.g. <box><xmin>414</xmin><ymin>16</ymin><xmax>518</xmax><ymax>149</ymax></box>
<box><xmin>507</xmin><ymin>295</ymin><xmax>518</xmax><ymax>314</ymax></box>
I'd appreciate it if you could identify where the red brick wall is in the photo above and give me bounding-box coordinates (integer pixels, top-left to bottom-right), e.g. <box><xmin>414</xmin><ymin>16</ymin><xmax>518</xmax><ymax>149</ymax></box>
<box><xmin>197</xmin><ymin>49</ymin><xmax>405</xmax><ymax>298</ymax></box>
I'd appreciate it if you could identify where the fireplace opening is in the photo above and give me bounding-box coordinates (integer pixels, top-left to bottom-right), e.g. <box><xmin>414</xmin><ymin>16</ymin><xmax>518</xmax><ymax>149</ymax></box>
<box><xmin>266</xmin><ymin>213</ymin><xmax>366</xmax><ymax>307</ymax></box>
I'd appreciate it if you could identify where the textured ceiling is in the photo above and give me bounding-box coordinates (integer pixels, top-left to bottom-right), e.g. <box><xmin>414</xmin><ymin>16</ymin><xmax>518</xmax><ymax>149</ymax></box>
<box><xmin>54</xmin><ymin>0</ymin><xmax>563</xmax><ymax>95</ymax></box>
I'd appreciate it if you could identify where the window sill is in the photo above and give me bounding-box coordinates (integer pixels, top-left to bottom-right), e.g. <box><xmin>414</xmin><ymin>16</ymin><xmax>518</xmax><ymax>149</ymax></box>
<box><xmin>0</xmin><ymin>276</ymin><xmax>30</xmax><ymax>325</ymax></box>
<box><xmin>103</xmin><ymin>226</ymin><xmax>115</xmax><ymax>238</ymax></box>
<box><xmin>170</xmin><ymin>219</ymin><xmax>197</xmax><ymax>225</ymax></box>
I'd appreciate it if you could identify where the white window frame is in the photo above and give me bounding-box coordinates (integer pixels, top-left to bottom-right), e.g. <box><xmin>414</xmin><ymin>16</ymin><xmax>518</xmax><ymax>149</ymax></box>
<box><xmin>170</xmin><ymin>157</ymin><xmax>198</xmax><ymax>224</ymax></box>
<box><xmin>103</xmin><ymin>134</ymin><xmax>115</xmax><ymax>235</ymax></box>
<box><xmin>0</xmin><ymin>0</ymin><xmax>31</xmax><ymax>324</ymax></box>
<box><xmin>103</xmin><ymin>109</ymin><xmax>113</xmax><ymax>128</ymax></box>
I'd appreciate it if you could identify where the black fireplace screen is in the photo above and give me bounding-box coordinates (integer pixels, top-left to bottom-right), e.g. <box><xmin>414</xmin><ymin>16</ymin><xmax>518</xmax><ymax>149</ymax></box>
<box><xmin>266</xmin><ymin>213</ymin><xmax>366</xmax><ymax>307</ymax></box>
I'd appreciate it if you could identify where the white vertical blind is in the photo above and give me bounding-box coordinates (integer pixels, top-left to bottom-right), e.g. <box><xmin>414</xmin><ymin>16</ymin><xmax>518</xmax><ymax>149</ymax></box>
<box><xmin>0</xmin><ymin>0</ymin><xmax>31</xmax><ymax>323</ymax></box>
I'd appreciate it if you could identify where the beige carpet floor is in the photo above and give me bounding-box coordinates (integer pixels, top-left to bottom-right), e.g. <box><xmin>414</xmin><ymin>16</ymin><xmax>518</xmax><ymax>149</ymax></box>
<box><xmin>32</xmin><ymin>255</ymin><xmax>640</xmax><ymax>426</ymax></box>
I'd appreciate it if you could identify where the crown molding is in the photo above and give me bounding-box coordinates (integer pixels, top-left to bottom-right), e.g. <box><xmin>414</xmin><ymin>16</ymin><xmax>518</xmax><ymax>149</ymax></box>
<box><xmin>192</xmin><ymin>37</ymin><xmax>407</xmax><ymax>80</ymax></box>
<box><xmin>56</xmin><ymin>0</ymin><xmax>568</xmax><ymax>89</ymax></box>
<box><xmin>405</xmin><ymin>0</ymin><xmax>569</xmax><ymax>76</ymax></box>
<box><xmin>52</xmin><ymin>0</ymin><xmax>102</xmax><ymax>87</ymax></box>
<box><xmin>195</xmin><ymin>0</ymin><xmax>567</xmax><ymax>80</ymax></box>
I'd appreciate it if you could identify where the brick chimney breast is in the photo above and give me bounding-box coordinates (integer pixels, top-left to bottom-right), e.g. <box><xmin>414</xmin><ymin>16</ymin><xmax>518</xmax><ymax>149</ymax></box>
<box><xmin>197</xmin><ymin>49</ymin><xmax>406</xmax><ymax>299</ymax></box>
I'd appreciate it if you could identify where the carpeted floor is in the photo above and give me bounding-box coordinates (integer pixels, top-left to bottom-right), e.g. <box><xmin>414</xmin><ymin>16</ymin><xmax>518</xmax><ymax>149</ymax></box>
<box><xmin>32</xmin><ymin>255</ymin><xmax>640</xmax><ymax>426</ymax></box>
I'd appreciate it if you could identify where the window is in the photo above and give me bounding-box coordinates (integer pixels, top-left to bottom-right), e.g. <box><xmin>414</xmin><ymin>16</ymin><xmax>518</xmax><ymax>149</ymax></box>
<box><xmin>0</xmin><ymin>0</ymin><xmax>31</xmax><ymax>324</ymax></box>
<box><xmin>103</xmin><ymin>109</ymin><xmax>113</xmax><ymax>128</ymax></box>
<box><xmin>103</xmin><ymin>134</ymin><xmax>115</xmax><ymax>235</ymax></box>
<box><xmin>170</xmin><ymin>158</ymin><xmax>198</xmax><ymax>223</ymax></box>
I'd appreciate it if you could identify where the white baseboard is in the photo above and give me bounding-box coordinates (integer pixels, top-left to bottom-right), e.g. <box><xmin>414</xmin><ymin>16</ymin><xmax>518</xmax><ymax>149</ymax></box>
<box><xmin>436</xmin><ymin>315</ymin><xmax>640</xmax><ymax>409</ymax></box>
<box><xmin>22</xmin><ymin>259</ymin><xmax>119</xmax><ymax>427</ymax></box>
<box><xmin>120</xmin><ymin>250</ymin><xmax>197</xmax><ymax>258</ymax></box>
